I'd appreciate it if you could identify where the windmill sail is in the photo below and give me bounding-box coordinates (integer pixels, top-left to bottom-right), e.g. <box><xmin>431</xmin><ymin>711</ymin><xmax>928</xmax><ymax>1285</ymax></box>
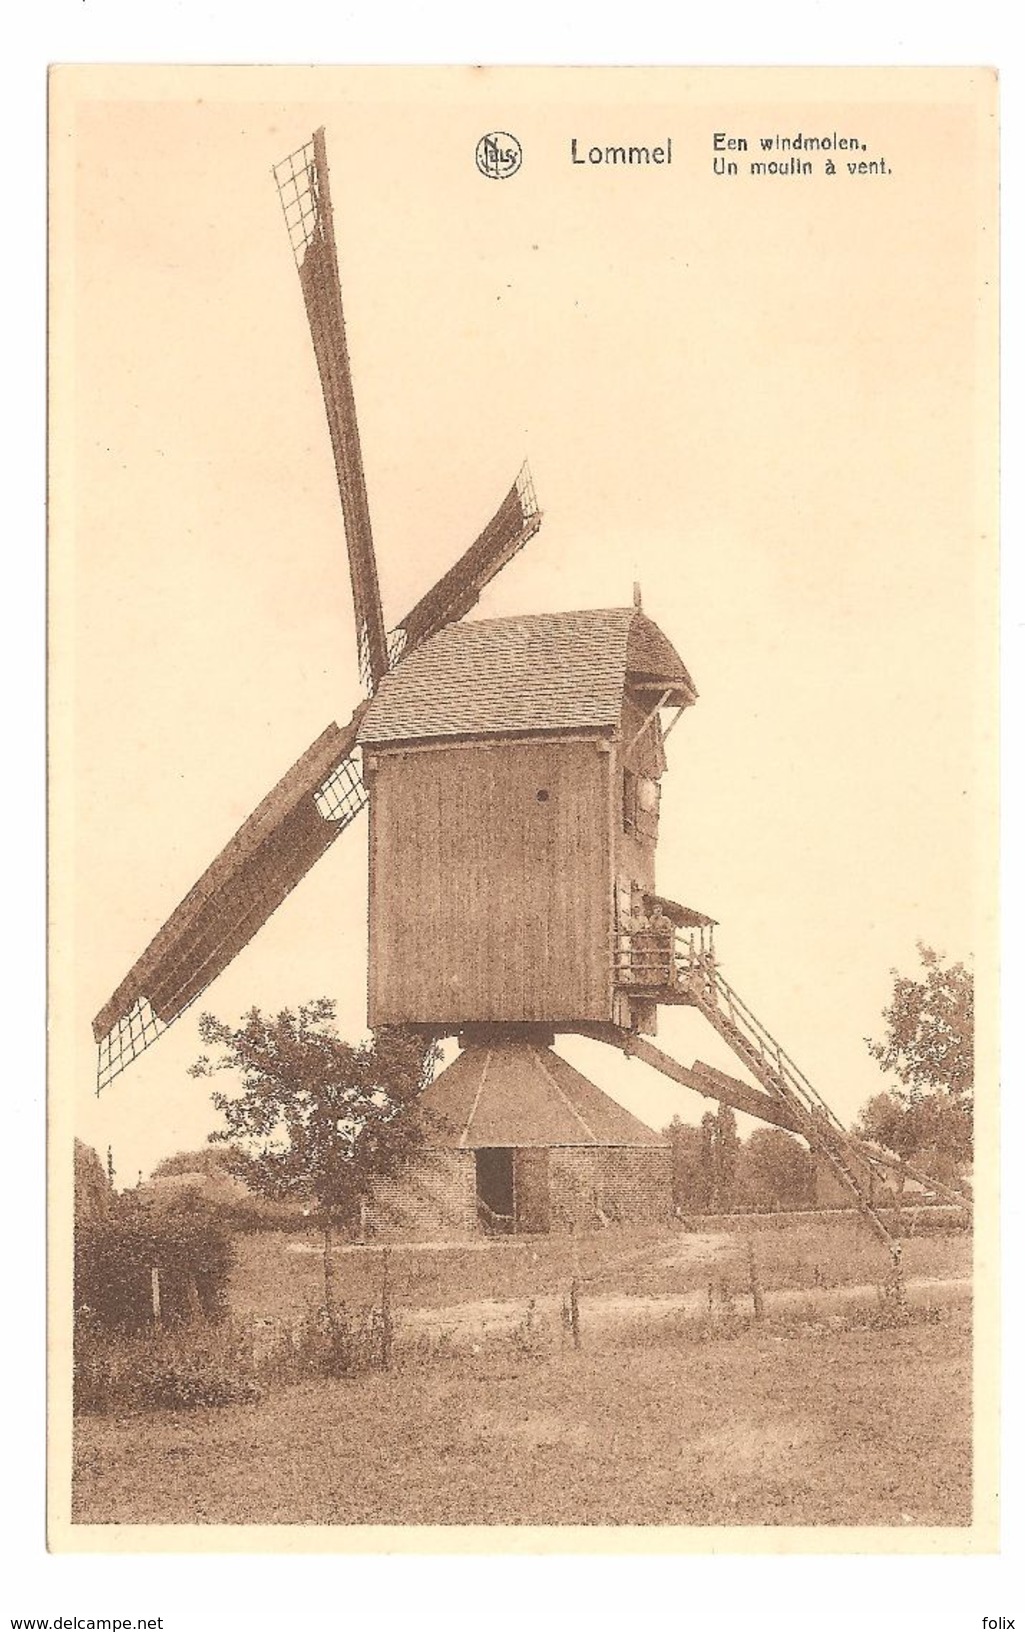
<box><xmin>274</xmin><ymin>130</ymin><xmax>389</xmax><ymax>690</ymax></box>
<box><xmin>394</xmin><ymin>463</ymin><xmax>542</xmax><ymax>659</ymax></box>
<box><xmin>94</xmin><ymin>134</ymin><xmax>544</xmax><ymax>1091</ymax></box>
<box><xmin>93</xmin><ymin>710</ymin><xmax>368</xmax><ymax>1090</ymax></box>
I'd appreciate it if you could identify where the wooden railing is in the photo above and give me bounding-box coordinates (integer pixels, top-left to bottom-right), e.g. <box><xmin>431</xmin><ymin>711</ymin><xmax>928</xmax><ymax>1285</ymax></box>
<box><xmin>613</xmin><ymin>924</ymin><xmax>716</xmax><ymax>990</ymax></box>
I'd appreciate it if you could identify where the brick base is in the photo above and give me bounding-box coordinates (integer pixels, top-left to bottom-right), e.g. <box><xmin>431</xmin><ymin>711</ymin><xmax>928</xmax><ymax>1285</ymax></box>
<box><xmin>549</xmin><ymin>1146</ymin><xmax>671</xmax><ymax>1231</ymax></box>
<box><xmin>368</xmin><ymin>1149</ymin><xmax>477</xmax><ymax>1240</ymax></box>
<box><xmin>368</xmin><ymin>1144</ymin><xmax>671</xmax><ymax>1240</ymax></box>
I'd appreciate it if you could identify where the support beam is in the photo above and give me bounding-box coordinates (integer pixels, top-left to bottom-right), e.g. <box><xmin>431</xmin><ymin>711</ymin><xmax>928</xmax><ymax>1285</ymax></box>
<box><xmin>578</xmin><ymin>1024</ymin><xmax>800</xmax><ymax>1130</ymax></box>
<box><xmin>690</xmin><ymin>1060</ymin><xmax>803</xmax><ymax>1133</ymax></box>
<box><xmin>578</xmin><ymin>1022</ymin><xmax>970</xmax><ymax>1225</ymax></box>
<box><xmin>846</xmin><ymin>1138</ymin><xmax>972</xmax><ymax>1211</ymax></box>
<box><xmin>660</xmin><ymin>705</ymin><xmax>687</xmax><ymax>745</ymax></box>
<box><xmin>624</xmin><ymin>688</ymin><xmax>673</xmax><ymax>757</ymax></box>
<box><xmin>693</xmin><ymin>1056</ymin><xmax>969</xmax><ymax>1210</ymax></box>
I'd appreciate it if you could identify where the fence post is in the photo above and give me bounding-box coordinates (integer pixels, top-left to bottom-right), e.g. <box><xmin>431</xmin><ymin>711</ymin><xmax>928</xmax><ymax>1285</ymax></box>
<box><xmin>380</xmin><ymin>1248</ymin><xmax>393</xmax><ymax>1371</ymax></box>
<box><xmin>890</xmin><ymin>1240</ymin><xmax>908</xmax><ymax>1317</ymax></box>
<box><xmin>150</xmin><ymin>1266</ymin><xmax>162</xmax><ymax>1324</ymax></box>
<box><xmin>746</xmin><ymin>1239</ymin><xmax>765</xmax><ymax>1321</ymax></box>
<box><xmin>569</xmin><ymin>1277</ymin><xmax>581</xmax><ymax>1350</ymax></box>
<box><xmin>185</xmin><ymin>1275</ymin><xmax>201</xmax><ymax>1321</ymax></box>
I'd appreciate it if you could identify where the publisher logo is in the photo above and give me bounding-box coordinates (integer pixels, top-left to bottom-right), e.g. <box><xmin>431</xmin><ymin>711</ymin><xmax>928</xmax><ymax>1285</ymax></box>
<box><xmin>476</xmin><ymin>132</ymin><xmax>522</xmax><ymax>180</ymax></box>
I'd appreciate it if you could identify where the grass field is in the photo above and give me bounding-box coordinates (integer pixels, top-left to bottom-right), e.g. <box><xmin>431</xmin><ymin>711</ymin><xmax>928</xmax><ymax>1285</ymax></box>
<box><xmin>225</xmin><ymin>1217</ymin><xmax>971</xmax><ymax>1323</ymax></box>
<box><xmin>73</xmin><ymin>1307</ymin><xmax>971</xmax><ymax>1527</ymax></box>
<box><xmin>72</xmin><ymin>1217</ymin><xmax>972</xmax><ymax>1529</ymax></box>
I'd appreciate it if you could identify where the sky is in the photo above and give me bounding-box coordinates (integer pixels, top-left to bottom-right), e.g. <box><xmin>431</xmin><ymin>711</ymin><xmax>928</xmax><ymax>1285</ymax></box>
<box><xmin>50</xmin><ymin>66</ymin><xmax>996</xmax><ymax>1184</ymax></box>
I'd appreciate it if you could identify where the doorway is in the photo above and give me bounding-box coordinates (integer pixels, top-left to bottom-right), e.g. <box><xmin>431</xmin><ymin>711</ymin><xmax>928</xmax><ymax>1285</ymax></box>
<box><xmin>475</xmin><ymin>1147</ymin><xmax>514</xmax><ymax>1230</ymax></box>
<box><xmin>474</xmin><ymin>1147</ymin><xmax>552</xmax><ymax>1234</ymax></box>
<box><xmin>513</xmin><ymin>1148</ymin><xmax>551</xmax><ymax>1233</ymax></box>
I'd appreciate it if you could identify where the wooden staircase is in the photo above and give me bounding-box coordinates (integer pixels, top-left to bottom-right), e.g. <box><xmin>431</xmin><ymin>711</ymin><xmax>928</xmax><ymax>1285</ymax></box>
<box><xmin>607</xmin><ymin>919</ymin><xmax>972</xmax><ymax>1245</ymax></box>
<box><xmin>681</xmin><ymin>961</ymin><xmax>901</xmax><ymax>1253</ymax></box>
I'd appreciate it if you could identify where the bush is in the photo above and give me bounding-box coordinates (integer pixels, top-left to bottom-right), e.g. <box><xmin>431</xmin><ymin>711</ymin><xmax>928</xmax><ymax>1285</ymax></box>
<box><xmin>75</xmin><ymin>1195</ymin><xmax>235</xmax><ymax>1331</ymax></box>
<box><xmin>287</xmin><ymin>1305</ymin><xmax>391</xmax><ymax>1378</ymax></box>
<box><xmin>150</xmin><ymin>1146</ymin><xmax>239</xmax><ymax>1180</ymax></box>
<box><xmin>74</xmin><ymin>1140</ymin><xmax>113</xmax><ymax>1226</ymax></box>
<box><xmin>886</xmin><ymin>1203</ymin><xmax>971</xmax><ymax>1236</ymax></box>
<box><xmin>74</xmin><ymin>1296</ymin><xmax>395</xmax><ymax>1414</ymax></box>
<box><xmin>74</xmin><ymin>1313</ymin><xmax>261</xmax><ymax>1414</ymax></box>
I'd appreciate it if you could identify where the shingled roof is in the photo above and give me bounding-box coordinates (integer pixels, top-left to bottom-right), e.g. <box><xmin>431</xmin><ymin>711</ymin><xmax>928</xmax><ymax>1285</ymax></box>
<box><xmin>419</xmin><ymin>1044</ymin><xmax>667</xmax><ymax>1149</ymax></box>
<box><xmin>357</xmin><ymin>607</ymin><xmax>695</xmax><ymax>747</ymax></box>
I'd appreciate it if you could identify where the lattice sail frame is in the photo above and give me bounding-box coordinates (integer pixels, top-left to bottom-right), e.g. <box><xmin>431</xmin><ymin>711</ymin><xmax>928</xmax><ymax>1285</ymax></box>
<box><xmin>93</xmin><ymin>132</ymin><xmax>545</xmax><ymax>1092</ymax></box>
<box><xmin>355</xmin><ymin>461</ymin><xmax>541</xmax><ymax>688</ymax></box>
<box><xmin>313</xmin><ymin>752</ymin><xmax>367</xmax><ymax>823</ymax></box>
<box><xmin>96</xmin><ymin>999</ymin><xmax>170</xmax><ymax>1093</ymax></box>
<box><xmin>391</xmin><ymin>462</ymin><xmax>541</xmax><ymax>659</ymax></box>
<box><xmin>273</xmin><ymin>131</ymin><xmax>390</xmax><ymax>693</ymax></box>
<box><xmin>273</xmin><ymin>135</ymin><xmax>322</xmax><ymax>267</ymax></box>
<box><xmin>93</xmin><ymin>732</ymin><xmax>369</xmax><ymax>1092</ymax></box>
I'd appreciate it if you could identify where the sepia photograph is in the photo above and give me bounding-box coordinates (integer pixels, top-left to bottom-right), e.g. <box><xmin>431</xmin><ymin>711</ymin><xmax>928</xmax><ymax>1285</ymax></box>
<box><xmin>47</xmin><ymin>64</ymin><xmax>998</xmax><ymax>1549</ymax></box>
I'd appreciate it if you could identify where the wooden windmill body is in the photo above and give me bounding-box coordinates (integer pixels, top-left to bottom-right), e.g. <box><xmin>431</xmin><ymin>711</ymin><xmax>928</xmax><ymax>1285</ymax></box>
<box><xmin>356</xmin><ymin>603</ymin><xmax>700</xmax><ymax>1233</ymax></box>
<box><xmin>93</xmin><ymin>129</ymin><xmax>966</xmax><ymax>1249</ymax></box>
<box><xmin>359</xmin><ymin>604</ymin><xmax>698</xmax><ymax>1038</ymax></box>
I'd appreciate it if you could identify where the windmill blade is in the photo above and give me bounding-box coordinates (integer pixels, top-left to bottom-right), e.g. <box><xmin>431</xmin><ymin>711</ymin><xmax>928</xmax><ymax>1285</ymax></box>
<box><xmin>392</xmin><ymin>463</ymin><xmax>542</xmax><ymax>661</ymax></box>
<box><xmin>273</xmin><ymin>129</ymin><xmax>389</xmax><ymax>691</ymax></box>
<box><xmin>93</xmin><ymin>708</ymin><xmax>369</xmax><ymax>1090</ymax></box>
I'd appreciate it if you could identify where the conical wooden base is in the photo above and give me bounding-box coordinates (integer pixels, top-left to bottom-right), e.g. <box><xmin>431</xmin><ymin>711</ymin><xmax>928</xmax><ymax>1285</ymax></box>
<box><xmin>421</xmin><ymin>1040</ymin><xmax>666</xmax><ymax>1152</ymax></box>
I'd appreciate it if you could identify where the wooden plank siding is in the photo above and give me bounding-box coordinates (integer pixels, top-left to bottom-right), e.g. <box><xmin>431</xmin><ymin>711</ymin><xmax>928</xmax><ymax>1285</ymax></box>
<box><xmin>366</xmin><ymin>736</ymin><xmax>614</xmax><ymax>1028</ymax></box>
<box><xmin>612</xmin><ymin>693</ymin><xmax>666</xmax><ymax>1034</ymax></box>
<box><xmin>614</xmin><ymin>694</ymin><xmax>662</xmax><ymax>900</ymax></box>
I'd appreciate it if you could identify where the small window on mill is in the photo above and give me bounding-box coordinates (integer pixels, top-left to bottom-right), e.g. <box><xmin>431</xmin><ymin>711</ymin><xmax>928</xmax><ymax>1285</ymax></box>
<box><xmin>622</xmin><ymin>770</ymin><xmax>637</xmax><ymax>834</ymax></box>
<box><xmin>623</xmin><ymin>770</ymin><xmax>659</xmax><ymax>843</ymax></box>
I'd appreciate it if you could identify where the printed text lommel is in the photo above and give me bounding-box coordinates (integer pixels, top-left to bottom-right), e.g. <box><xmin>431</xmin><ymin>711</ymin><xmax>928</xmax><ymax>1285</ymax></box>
<box><xmin>571</xmin><ymin>137</ymin><xmax>672</xmax><ymax>166</ymax></box>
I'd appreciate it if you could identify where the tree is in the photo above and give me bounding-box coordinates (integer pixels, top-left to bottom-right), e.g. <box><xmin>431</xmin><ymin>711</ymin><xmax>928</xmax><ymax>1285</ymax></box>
<box><xmin>663</xmin><ymin>1110</ymin><xmax>741</xmax><ymax>1214</ymax></box>
<box><xmin>859</xmin><ymin>945</ymin><xmax>974</xmax><ymax>1190</ymax></box>
<box><xmin>151</xmin><ymin>1146</ymin><xmax>241</xmax><ymax>1180</ymax></box>
<box><xmin>74</xmin><ymin>1140</ymin><xmax>113</xmax><ymax>1227</ymax></box>
<box><xmin>698</xmin><ymin>1103</ymin><xmax>740</xmax><ymax>1213</ymax></box>
<box><xmin>854</xmin><ymin>1088</ymin><xmax>972</xmax><ymax>1190</ymax></box>
<box><xmin>737</xmin><ymin>1127</ymin><xmax>816</xmax><ymax>1212</ymax></box>
<box><xmin>713</xmin><ymin>1102</ymin><xmax>740</xmax><ymax>1211</ymax></box>
<box><xmin>854</xmin><ymin>1092</ymin><xmax>918</xmax><ymax>1162</ymax></box>
<box><xmin>190</xmin><ymin>999</ymin><xmax>439</xmax><ymax>1309</ymax></box>
<box><xmin>665</xmin><ymin>1116</ymin><xmax>709</xmax><ymax>1212</ymax></box>
<box><xmin>866</xmin><ymin>943</ymin><xmax>973</xmax><ymax>1101</ymax></box>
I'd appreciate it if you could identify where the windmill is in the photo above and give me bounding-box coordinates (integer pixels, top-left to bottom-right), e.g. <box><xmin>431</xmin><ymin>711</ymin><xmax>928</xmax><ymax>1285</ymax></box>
<box><xmin>93</xmin><ymin>129</ymin><xmax>964</xmax><ymax>1250</ymax></box>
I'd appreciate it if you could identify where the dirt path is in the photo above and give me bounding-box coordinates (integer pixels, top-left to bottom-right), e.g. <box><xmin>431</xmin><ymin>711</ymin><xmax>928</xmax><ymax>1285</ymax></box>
<box><xmin>396</xmin><ymin>1274</ymin><xmax>971</xmax><ymax>1345</ymax></box>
